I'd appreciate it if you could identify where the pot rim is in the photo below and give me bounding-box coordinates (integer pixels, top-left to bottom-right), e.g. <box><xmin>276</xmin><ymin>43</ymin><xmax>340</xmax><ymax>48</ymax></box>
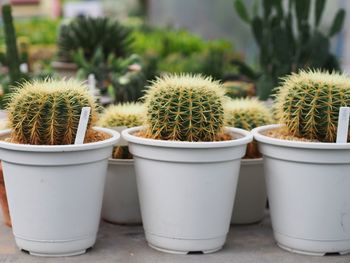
<box><xmin>122</xmin><ymin>126</ymin><xmax>253</xmax><ymax>149</ymax></box>
<box><xmin>0</xmin><ymin>127</ymin><xmax>120</xmax><ymax>152</ymax></box>
<box><xmin>252</xmin><ymin>124</ymin><xmax>350</xmax><ymax>149</ymax></box>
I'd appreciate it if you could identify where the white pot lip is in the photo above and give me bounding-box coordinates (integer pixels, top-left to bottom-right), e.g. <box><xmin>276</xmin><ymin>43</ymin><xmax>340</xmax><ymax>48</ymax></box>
<box><xmin>252</xmin><ymin>124</ymin><xmax>350</xmax><ymax>149</ymax></box>
<box><xmin>0</xmin><ymin>127</ymin><xmax>120</xmax><ymax>152</ymax></box>
<box><xmin>122</xmin><ymin>126</ymin><xmax>253</xmax><ymax>148</ymax></box>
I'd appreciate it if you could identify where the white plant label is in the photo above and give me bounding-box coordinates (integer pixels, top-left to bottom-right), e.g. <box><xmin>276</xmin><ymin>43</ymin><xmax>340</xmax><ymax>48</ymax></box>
<box><xmin>88</xmin><ymin>74</ymin><xmax>96</xmax><ymax>94</ymax></box>
<box><xmin>336</xmin><ymin>107</ymin><xmax>350</xmax><ymax>143</ymax></box>
<box><xmin>74</xmin><ymin>107</ymin><xmax>91</xmax><ymax>145</ymax></box>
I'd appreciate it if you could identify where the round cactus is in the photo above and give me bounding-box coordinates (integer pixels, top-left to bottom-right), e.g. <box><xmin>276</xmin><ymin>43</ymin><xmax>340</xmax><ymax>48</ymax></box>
<box><xmin>225</xmin><ymin>98</ymin><xmax>273</xmax><ymax>158</ymax></box>
<box><xmin>275</xmin><ymin>70</ymin><xmax>350</xmax><ymax>142</ymax></box>
<box><xmin>7</xmin><ymin>79</ymin><xmax>98</xmax><ymax>145</ymax></box>
<box><xmin>225</xmin><ymin>98</ymin><xmax>273</xmax><ymax>130</ymax></box>
<box><xmin>144</xmin><ymin>74</ymin><xmax>226</xmax><ymax>141</ymax></box>
<box><xmin>98</xmin><ymin>102</ymin><xmax>144</xmax><ymax>128</ymax></box>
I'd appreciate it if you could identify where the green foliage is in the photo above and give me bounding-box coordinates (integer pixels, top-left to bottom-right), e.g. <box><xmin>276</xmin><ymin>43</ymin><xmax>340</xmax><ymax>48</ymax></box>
<box><xmin>98</xmin><ymin>102</ymin><xmax>144</xmax><ymax>128</ymax></box>
<box><xmin>234</xmin><ymin>0</ymin><xmax>345</xmax><ymax>100</ymax></box>
<box><xmin>144</xmin><ymin>74</ymin><xmax>226</xmax><ymax>141</ymax></box>
<box><xmin>74</xmin><ymin>48</ymin><xmax>146</xmax><ymax>103</ymax></box>
<box><xmin>7</xmin><ymin>79</ymin><xmax>98</xmax><ymax>145</ymax></box>
<box><xmin>275</xmin><ymin>70</ymin><xmax>350</xmax><ymax>142</ymax></box>
<box><xmin>17</xmin><ymin>18</ymin><xmax>59</xmax><ymax>45</ymax></box>
<box><xmin>223</xmin><ymin>81</ymin><xmax>255</xmax><ymax>98</ymax></box>
<box><xmin>58</xmin><ymin>16</ymin><xmax>133</xmax><ymax>62</ymax></box>
<box><xmin>2</xmin><ymin>4</ymin><xmax>22</xmax><ymax>87</ymax></box>
<box><xmin>110</xmin><ymin>70</ymin><xmax>146</xmax><ymax>103</ymax></box>
<box><xmin>132</xmin><ymin>27</ymin><xmax>236</xmax><ymax>79</ymax></box>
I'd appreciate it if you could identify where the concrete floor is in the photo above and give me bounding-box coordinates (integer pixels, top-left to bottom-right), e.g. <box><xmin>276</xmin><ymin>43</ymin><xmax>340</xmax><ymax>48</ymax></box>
<box><xmin>1</xmin><ymin>210</ymin><xmax>350</xmax><ymax>263</ymax></box>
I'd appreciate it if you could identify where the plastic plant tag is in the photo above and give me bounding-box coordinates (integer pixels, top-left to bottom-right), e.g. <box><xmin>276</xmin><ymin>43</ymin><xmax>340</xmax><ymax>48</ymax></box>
<box><xmin>88</xmin><ymin>74</ymin><xmax>96</xmax><ymax>94</ymax></box>
<box><xmin>336</xmin><ymin>107</ymin><xmax>350</xmax><ymax>143</ymax></box>
<box><xmin>74</xmin><ymin>107</ymin><xmax>91</xmax><ymax>144</ymax></box>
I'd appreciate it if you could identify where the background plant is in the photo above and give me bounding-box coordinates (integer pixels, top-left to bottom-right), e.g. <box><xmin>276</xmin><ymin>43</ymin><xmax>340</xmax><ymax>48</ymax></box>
<box><xmin>234</xmin><ymin>0</ymin><xmax>345</xmax><ymax>100</ymax></box>
<box><xmin>98</xmin><ymin>102</ymin><xmax>144</xmax><ymax>158</ymax></box>
<box><xmin>74</xmin><ymin>48</ymin><xmax>147</xmax><ymax>103</ymax></box>
<box><xmin>58</xmin><ymin>16</ymin><xmax>133</xmax><ymax>62</ymax></box>
<box><xmin>225</xmin><ymin>98</ymin><xmax>273</xmax><ymax>157</ymax></box>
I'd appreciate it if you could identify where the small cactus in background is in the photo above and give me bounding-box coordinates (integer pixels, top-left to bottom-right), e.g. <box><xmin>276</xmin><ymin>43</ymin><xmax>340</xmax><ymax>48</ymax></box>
<box><xmin>223</xmin><ymin>81</ymin><xmax>255</xmax><ymax>98</ymax></box>
<box><xmin>225</xmin><ymin>98</ymin><xmax>273</xmax><ymax>158</ymax></box>
<box><xmin>98</xmin><ymin>102</ymin><xmax>144</xmax><ymax>128</ymax></box>
<box><xmin>7</xmin><ymin>79</ymin><xmax>98</xmax><ymax>145</ymax></box>
<box><xmin>144</xmin><ymin>74</ymin><xmax>226</xmax><ymax>141</ymax></box>
<box><xmin>99</xmin><ymin>102</ymin><xmax>144</xmax><ymax>158</ymax></box>
<box><xmin>275</xmin><ymin>70</ymin><xmax>350</xmax><ymax>142</ymax></box>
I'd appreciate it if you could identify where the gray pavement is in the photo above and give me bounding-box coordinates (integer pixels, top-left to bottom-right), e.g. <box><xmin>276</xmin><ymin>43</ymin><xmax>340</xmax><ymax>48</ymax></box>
<box><xmin>0</xmin><ymin>210</ymin><xmax>350</xmax><ymax>263</ymax></box>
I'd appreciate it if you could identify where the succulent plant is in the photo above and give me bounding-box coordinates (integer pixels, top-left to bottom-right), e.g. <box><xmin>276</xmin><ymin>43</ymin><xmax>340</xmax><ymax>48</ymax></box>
<box><xmin>234</xmin><ymin>0</ymin><xmax>345</xmax><ymax>100</ymax></box>
<box><xmin>98</xmin><ymin>102</ymin><xmax>144</xmax><ymax>128</ymax></box>
<box><xmin>144</xmin><ymin>74</ymin><xmax>226</xmax><ymax>141</ymax></box>
<box><xmin>275</xmin><ymin>70</ymin><xmax>350</xmax><ymax>142</ymax></box>
<box><xmin>225</xmin><ymin>98</ymin><xmax>273</xmax><ymax>130</ymax></box>
<box><xmin>7</xmin><ymin>79</ymin><xmax>98</xmax><ymax>145</ymax></box>
<box><xmin>99</xmin><ymin>102</ymin><xmax>144</xmax><ymax>159</ymax></box>
<box><xmin>2</xmin><ymin>4</ymin><xmax>22</xmax><ymax>86</ymax></box>
<box><xmin>58</xmin><ymin>16</ymin><xmax>133</xmax><ymax>62</ymax></box>
<box><xmin>225</xmin><ymin>98</ymin><xmax>273</xmax><ymax>158</ymax></box>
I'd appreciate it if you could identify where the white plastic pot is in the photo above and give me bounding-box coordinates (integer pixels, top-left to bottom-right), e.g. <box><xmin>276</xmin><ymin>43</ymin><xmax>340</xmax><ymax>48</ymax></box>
<box><xmin>123</xmin><ymin>126</ymin><xmax>253</xmax><ymax>254</ymax></box>
<box><xmin>231</xmin><ymin>158</ymin><xmax>266</xmax><ymax>224</ymax></box>
<box><xmin>102</xmin><ymin>159</ymin><xmax>141</xmax><ymax>224</ymax></box>
<box><xmin>253</xmin><ymin>124</ymin><xmax>350</xmax><ymax>256</ymax></box>
<box><xmin>0</xmin><ymin>127</ymin><xmax>119</xmax><ymax>257</ymax></box>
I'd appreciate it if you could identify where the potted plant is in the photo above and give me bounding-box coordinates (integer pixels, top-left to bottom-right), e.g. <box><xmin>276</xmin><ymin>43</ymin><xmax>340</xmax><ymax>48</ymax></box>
<box><xmin>0</xmin><ymin>79</ymin><xmax>120</xmax><ymax>257</ymax></box>
<box><xmin>98</xmin><ymin>102</ymin><xmax>144</xmax><ymax>224</ymax></box>
<box><xmin>122</xmin><ymin>74</ymin><xmax>253</xmax><ymax>254</ymax></box>
<box><xmin>253</xmin><ymin>70</ymin><xmax>350</xmax><ymax>256</ymax></box>
<box><xmin>225</xmin><ymin>98</ymin><xmax>273</xmax><ymax>224</ymax></box>
<box><xmin>53</xmin><ymin>16</ymin><xmax>133</xmax><ymax>78</ymax></box>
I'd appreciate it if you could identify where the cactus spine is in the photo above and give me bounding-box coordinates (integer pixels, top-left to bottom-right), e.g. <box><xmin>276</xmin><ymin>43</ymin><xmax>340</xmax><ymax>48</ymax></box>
<box><xmin>8</xmin><ymin>79</ymin><xmax>98</xmax><ymax>145</ymax></box>
<box><xmin>2</xmin><ymin>4</ymin><xmax>21</xmax><ymax>86</ymax></box>
<box><xmin>144</xmin><ymin>74</ymin><xmax>226</xmax><ymax>141</ymax></box>
<box><xmin>275</xmin><ymin>70</ymin><xmax>350</xmax><ymax>142</ymax></box>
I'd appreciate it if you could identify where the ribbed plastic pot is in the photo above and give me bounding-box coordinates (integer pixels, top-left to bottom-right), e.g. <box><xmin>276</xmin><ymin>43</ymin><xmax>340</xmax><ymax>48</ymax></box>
<box><xmin>253</xmin><ymin>124</ymin><xmax>350</xmax><ymax>256</ymax></box>
<box><xmin>123</xmin><ymin>126</ymin><xmax>252</xmax><ymax>254</ymax></box>
<box><xmin>102</xmin><ymin>158</ymin><xmax>141</xmax><ymax>224</ymax></box>
<box><xmin>231</xmin><ymin>158</ymin><xmax>266</xmax><ymax>224</ymax></box>
<box><xmin>0</xmin><ymin>127</ymin><xmax>120</xmax><ymax>257</ymax></box>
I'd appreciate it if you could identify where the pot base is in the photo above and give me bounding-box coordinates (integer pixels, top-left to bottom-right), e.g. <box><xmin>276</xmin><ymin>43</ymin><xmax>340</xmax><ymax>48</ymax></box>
<box><xmin>275</xmin><ymin>232</ymin><xmax>350</xmax><ymax>256</ymax></box>
<box><xmin>15</xmin><ymin>236</ymin><xmax>95</xmax><ymax>257</ymax></box>
<box><xmin>146</xmin><ymin>232</ymin><xmax>225</xmax><ymax>254</ymax></box>
<box><xmin>28</xmin><ymin>249</ymin><xmax>87</xmax><ymax>257</ymax></box>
